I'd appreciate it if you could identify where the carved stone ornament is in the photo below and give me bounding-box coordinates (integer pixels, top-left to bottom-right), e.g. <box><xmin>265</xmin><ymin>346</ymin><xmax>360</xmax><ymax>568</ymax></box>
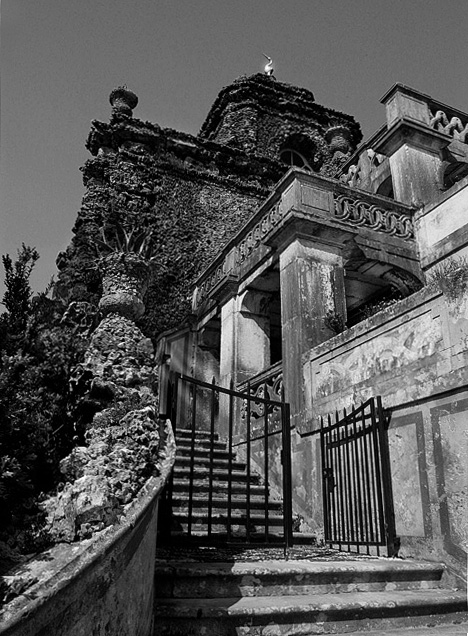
<box><xmin>98</xmin><ymin>252</ymin><xmax>149</xmax><ymax>320</ymax></box>
<box><xmin>325</xmin><ymin>126</ymin><xmax>351</xmax><ymax>155</ymax></box>
<box><xmin>109</xmin><ymin>86</ymin><xmax>139</xmax><ymax>117</ymax></box>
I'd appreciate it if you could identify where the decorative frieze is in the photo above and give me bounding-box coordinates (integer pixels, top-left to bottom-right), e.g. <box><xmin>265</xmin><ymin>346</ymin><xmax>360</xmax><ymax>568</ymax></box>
<box><xmin>236</xmin><ymin>203</ymin><xmax>281</xmax><ymax>266</ymax></box>
<box><xmin>197</xmin><ymin>263</ymin><xmax>227</xmax><ymax>303</ymax></box>
<box><xmin>333</xmin><ymin>194</ymin><xmax>414</xmax><ymax>239</ymax></box>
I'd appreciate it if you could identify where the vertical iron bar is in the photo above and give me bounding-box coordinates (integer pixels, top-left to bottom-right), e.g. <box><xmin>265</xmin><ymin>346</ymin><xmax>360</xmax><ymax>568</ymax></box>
<box><xmin>246</xmin><ymin>382</ymin><xmax>251</xmax><ymax>543</ymax></box>
<box><xmin>361</xmin><ymin>405</ymin><xmax>374</xmax><ymax>553</ymax></box>
<box><xmin>352</xmin><ymin>410</ymin><xmax>364</xmax><ymax>552</ymax></box>
<box><xmin>187</xmin><ymin>381</ymin><xmax>197</xmax><ymax>539</ymax></box>
<box><xmin>263</xmin><ymin>382</ymin><xmax>269</xmax><ymax>542</ymax></box>
<box><xmin>336</xmin><ymin>416</ymin><xmax>346</xmax><ymax>549</ymax></box>
<box><xmin>207</xmin><ymin>377</ymin><xmax>216</xmax><ymax>539</ymax></box>
<box><xmin>370</xmin><ymin>399</ymin><xmax>386</xmax><ymax>555</ymax></box>
<box><xmin>343</xmin><ymin>410</ymin><xmax>355</xmax><ymax>548</ymax></box>
<box><xmin>328</xmin><ymin>414</ymin><xmax>337</xmax><ymax>546</ymax></box>
<box><xmin>162</xmin><ymin>373</ymin><xmax>178</xmax><ymax>542</ymax></box>
<box><xmin>320</xmin><ymin>417</ymin><xmax>328</xmax><ymax>543</ymax></box>
<box><xmin>227</xmin><ymin>379</ymin><xmax>234</xmax><ymax>542</ymax></box>
<box><xmin>376</xmin><ymin>396</ymin><xmax>398</xmax><ymax>556</ymax></box>
<box><xmin>340</xmin><ymin>426</ymin><xmax>350</xmax><ymax>550</ymax></box>
<box><xmin>281</xmin><ymin>399</ymin><xmax>293</xmax><ymax>554</ymax></box>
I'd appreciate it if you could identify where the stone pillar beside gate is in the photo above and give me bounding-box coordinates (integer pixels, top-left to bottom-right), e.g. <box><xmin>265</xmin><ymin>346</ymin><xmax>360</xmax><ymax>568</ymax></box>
<box><xmin>278</xmin><ymin>237</ymin><xmax>346</xmax><ymax>429</ymax></box>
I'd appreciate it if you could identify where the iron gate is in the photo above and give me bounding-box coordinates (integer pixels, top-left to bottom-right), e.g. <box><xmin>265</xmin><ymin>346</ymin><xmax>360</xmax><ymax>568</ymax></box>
<box><xmin>320</xmin><ymin>396</ymin><xmax>398</xmax><ymax>556</ymax></box>
<box><xmin>159</xmin><ymin>372</ymin><xmax>293</xmax><ymax>550</ymax></box>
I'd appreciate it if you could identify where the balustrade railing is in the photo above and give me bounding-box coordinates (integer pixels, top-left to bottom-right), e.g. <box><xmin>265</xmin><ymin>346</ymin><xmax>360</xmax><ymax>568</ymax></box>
<box><xmin>430</xmin><ymin>108</ymin><xmax>468</xmax><ymax>143</ymax></box>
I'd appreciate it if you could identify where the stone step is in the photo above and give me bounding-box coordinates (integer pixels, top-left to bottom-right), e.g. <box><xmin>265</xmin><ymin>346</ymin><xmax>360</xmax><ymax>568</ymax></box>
<box><xmin>153</xmin><ymin>588</ymin><xmax>468</xmax><ymax>635</ymax></box>
<box><xmin>176</xmin><ymin>446</ymin><xmax>235</xmax><ymax>460</ymax></box>
<box><xmin>171</xmin><ymin>511</ymin><xmax>285</xmax><ymax>528</ymax></box>
<box><xmin>176</xmin><ymin>429</ymin><xmax>220</xmax><ymax>441</ymax></box>
<box><xmin>163</xmin><ymin>531</ymin><xmax>316</xmax><ymax>546</ymax></box>
<box><xmin>176</xmin><ymin>438</ymin><xmax>227</xmax><ymax>452</ymax></box>
<box><xmin>172</xmin><ymin>467</ymin><xmax>261</xmax><ymax>484</ymax></box>
<box><xmin>172</xmin><ymin>479</ymin><xmax>265</xmax><ymax>496</ymax></box>
<box><xmin>171</xmin><ymin>496</ymin><xmax>283</xmax><ymax>512</ymax></box>
<box><xmin>357</xmin><ymin>624</ymin><xmax>468</xmax><ymax>635</ymax></box>
<box><xmin>175</xmin><ymin>454</ymin><xmax>246</xmax><ymax>471</ymax></box>
<box><xmin>154</xmin><ymin>559</ymin><xmax>446</xmax><ymax>599</ymax></box>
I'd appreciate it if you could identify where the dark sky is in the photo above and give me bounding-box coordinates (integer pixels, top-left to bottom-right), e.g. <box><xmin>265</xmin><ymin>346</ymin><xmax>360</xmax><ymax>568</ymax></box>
<box><xmin>2</xmin><ymin>0</ymin><xmax>468</xmax><ymax>298</ymax></box>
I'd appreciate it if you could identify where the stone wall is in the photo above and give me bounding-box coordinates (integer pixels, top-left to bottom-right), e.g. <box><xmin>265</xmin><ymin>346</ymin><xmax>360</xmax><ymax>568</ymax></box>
<box><xmin>0</xmin><ymin>423</ymin><xmax>176</xmax><ymax>636</ymax></box>
<box><xmin>55</xmin><ymin>90</ymin><xmax>281</xmax><ymax>340</ymax></box>
<box><xmin>415</xmin><ymin>176</ymin><xmax>468</xmax><ymax>270</ymax></box>
<box><xmin>300</xmin><ymin>286</ymin><xmax>468</xmax><ymax>583</ymax></box>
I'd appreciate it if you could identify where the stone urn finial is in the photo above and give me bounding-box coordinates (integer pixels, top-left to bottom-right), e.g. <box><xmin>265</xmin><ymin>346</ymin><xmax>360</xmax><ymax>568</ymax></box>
<box><xmin>109</xmin><ymin>86</ymin><xmax>138</xmax><ymax>117</ymax></box>
<box><xmin>325</xmin><ymin>126</ymin><xmax>352</xmax><ymax>155</ymax></box>
<box><xmin>99</xmin><ymin>252</ymin><xmax>149</xmax><ymax>320</ymax></box>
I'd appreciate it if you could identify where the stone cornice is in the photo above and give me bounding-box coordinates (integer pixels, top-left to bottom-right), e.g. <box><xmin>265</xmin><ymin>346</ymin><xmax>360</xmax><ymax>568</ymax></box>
<box><xmin>373</xmin><ymin>117</ymin><xmax>452</xmax><ymax>156</ymax></box>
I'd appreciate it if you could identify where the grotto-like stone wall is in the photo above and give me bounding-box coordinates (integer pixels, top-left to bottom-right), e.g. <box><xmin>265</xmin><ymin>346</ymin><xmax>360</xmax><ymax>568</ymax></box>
<box><xmin>199</xmin><ymin>73</ymin><xmax>363</xmax><ymax>176</ymax></box>
<box><xmin>55</xmin><ymin>87</ymin><xmax>283</xmax><ymax>339</ymax></box>
<box><xmin>56</xmin><ymin>76</ymin><xmax>362</xmax><ymax>341</ymax></box>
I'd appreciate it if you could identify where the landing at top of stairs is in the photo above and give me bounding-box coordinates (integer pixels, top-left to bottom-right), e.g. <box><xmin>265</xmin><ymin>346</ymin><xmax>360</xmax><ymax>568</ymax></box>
<box><xmin>156</xmin><ymin>544</ymin><xmax>391</xmax><ymax>564</ymax></box>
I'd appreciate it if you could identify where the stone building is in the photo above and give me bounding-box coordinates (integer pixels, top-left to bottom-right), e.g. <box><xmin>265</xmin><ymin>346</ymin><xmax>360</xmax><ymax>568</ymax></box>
<box><xmin>59</xmin><ymin>74</ymin><xmax>468</xmax><ymax>585</ymax></box>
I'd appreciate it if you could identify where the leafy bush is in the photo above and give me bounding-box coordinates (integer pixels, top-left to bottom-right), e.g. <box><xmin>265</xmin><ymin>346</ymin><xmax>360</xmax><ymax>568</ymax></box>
<box><xmin>429</xmin><ymin>256</ymin><xmax>468</xmax><ymax>301</ymax></box>
<box><xmin>0</xmin><ymin>246</ymin><xmax>88</xmax><ymax>569</ymax></box>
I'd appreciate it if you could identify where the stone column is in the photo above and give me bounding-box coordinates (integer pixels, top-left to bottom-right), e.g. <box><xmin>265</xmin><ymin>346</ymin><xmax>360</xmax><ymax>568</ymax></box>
<box><xmin>219</xmin><ymin>289</ymin><xmax>271</xmax><ymax>389</ymax></box>
<box><xmin>279</xmin><ymin>237</ymin><xmax>346</xmax><ymax>428</ymax></box>
<box><xmin>218</xmin><ymin>289</ymin><xmax>271</xmax><ymax>437</ymax></box>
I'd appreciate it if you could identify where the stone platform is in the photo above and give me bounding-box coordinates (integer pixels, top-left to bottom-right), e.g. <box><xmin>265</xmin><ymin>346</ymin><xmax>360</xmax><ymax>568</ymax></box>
<box><xmin>153</xmin><ymin>546</ymin><xmax>468</xmax><ymax>635</ymax></box>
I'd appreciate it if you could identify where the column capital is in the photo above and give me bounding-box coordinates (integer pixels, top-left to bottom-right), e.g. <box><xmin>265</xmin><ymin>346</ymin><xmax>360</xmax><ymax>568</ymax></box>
<box><xmin>265</xmin><ymin>210</ymin><xmax>355</xmax><ymax>256</ymax></box>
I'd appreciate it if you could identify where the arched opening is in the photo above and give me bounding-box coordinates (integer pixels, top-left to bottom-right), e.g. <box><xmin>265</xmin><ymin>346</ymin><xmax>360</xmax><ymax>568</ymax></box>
<box><xmin>279</xmin><ymin>148</ymin><xmax>312</xmax><ymax>171</ymax></box>
<box><xmin>279</xmin><ymin>133</ymin><xmax>320</xmax><ymax>172</ymax></box>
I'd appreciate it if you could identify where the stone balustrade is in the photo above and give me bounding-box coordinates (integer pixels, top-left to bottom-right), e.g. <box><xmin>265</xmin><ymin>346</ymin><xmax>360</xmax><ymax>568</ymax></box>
<box><xmin>430</xmin><ymin>107</ymin><xmax>468</xmax><ymax>143</ymax></box>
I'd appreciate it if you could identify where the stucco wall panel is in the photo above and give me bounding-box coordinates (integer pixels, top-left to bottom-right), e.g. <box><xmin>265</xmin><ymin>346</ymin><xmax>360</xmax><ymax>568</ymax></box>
<box><xmin>389</xmin><ymin>421</ymin><xmax>425</xmax><ymax>537</ymax></box>
<box><xmin>301</xmin><ymin>288</ymin><xmax>468</xmax><ymax>576</ymax></box>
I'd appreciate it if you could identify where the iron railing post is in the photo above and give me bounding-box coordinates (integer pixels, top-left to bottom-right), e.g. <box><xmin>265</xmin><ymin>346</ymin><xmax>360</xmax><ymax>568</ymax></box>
<box><xmin>281</xmin><ymin>400</ymin><xmax>293</xmax><ymax>555</ymax></box>
<box><xmin>376</xmin><ymin>395</ymin><xmax>398</xmax><ymax>557</ymax></box>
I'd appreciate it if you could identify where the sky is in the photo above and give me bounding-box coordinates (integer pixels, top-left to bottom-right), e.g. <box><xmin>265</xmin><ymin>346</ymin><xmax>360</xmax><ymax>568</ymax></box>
<box><xmin>2</xmin><ymin>0</ymin><xmax>468</xmax><ymax>300</ymax></box>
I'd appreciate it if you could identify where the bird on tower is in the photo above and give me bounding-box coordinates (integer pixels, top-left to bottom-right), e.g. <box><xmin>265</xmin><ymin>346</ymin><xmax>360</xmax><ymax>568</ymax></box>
<box><xmin>263</xmin><ymin>54</ymin><xmax>275</xmax><ymax>78</ymax></box>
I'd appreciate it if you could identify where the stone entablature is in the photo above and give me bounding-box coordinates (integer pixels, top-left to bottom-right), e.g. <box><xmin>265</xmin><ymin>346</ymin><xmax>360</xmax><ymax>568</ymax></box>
<box><xmin>193</xmin><ymin>170</ymin><xmax>416</xmax><ymax>312</ymax></box>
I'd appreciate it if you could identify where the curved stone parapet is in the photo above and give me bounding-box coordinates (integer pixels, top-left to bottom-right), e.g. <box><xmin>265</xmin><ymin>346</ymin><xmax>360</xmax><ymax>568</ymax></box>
<box><xmin>0</xmin><ymin>420</ymin><xmax>176</xmax><ymax>636</ymax></box>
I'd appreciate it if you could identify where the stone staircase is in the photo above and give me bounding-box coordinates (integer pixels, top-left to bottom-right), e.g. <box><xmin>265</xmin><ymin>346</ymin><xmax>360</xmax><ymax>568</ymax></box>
<box><xmin>166</xmin><ymin>428</ymin><xmax>291</xmax><ymax>542</ymax></box>
<box><xmin>154</xmin><ymin>428</ymin><xmax>468</xmax><ymax>635</ymax></box>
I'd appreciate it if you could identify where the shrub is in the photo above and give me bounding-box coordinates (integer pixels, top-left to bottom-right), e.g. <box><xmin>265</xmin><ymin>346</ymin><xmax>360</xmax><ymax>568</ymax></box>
<box><xmin>429</xmin><ymin>256</ymin><xmax>468</xmax><ymax>302</ymax></box>
<box><xmin>0</xmin><ymin>246</ymin><xmax>88</xmax><ymax>568</ymax></box>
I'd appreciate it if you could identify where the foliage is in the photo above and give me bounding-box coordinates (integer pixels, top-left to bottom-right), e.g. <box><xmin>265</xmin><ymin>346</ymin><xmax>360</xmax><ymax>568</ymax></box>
<box><xmin>324</xmin><ymin>310</ymin><xmax>347</xmax><ymax>335</ymax></box>
<box><xmin>359</xmin><ymin>297</ymin><xmax>400</xmax><ymax>320</ymax></box>
<box><xmin>428</xmin><ymin>256</ymin><xmax>468</xmax><ymax>302</ymax></box>
<box><xmin>1</xmin><ymin>245</ymin><xmax>39</xmax><ymax>345</ymax></box>
<box><xmin>0</xmin><ymin>246</ymin><xmax>88</xmax><ymax>570</ymax></box>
